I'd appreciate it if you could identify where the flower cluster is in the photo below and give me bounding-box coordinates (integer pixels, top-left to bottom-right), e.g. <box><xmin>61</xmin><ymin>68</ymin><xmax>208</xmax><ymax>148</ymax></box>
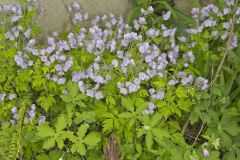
<box><xmin>27</xmin><ymin>104</ymin><xmax>36</xmax><ymax>122</ymax></box>
<box><xmin>2</xmin><ymin>1</ymin><xmax>214</xmax><ymax>101</ymax></box>
<box><xmin>10</xmin><ymin>106</ymin><xmax>18</xmax><ymax>124</ymax></box>
<box><xmin>142</xmin><ymin>102</ymin><xmax>156</xmax><ymax>115</ymax></box>
<box><xmin>2</xmin><ymin>1</ymin><xmax>238</xmax><ymax>106</ymax></box>
<box><xmin>0</xmin><ymin>93</ymin><xmax>16</xmax><ymax>101</ymax></box>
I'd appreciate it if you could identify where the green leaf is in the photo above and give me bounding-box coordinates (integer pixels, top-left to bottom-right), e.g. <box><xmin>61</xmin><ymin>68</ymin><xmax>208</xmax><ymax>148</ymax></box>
<box><xmin>106</xmin><ymin>96</ymin><xmax>116</xmax><ymax>105</ymax></box>
<box><xmin>157</xmin><ymin>101</ymin><xmax>171</xmax><ymax>119</ymax></box>
<box><xmin>0</xmin><ymin>72</ymin><xmax>6</xmax><ymax>83</ymax></box>
<box><xmin>71</xmin><ymin>143</ymin><xmax>86</xmax><ymax>156</ymax></box>
<box><xmin>152</xmin><ymin>128</ymin><xmax>170</xmax><ymax>141</ymax></box>
<box><xmin>118</xmin><ymin>112</ymin><xmax>133</xmax><ymax>118</ymax></box>
<box><xmin>37</xmin><ymin>94</ymin><xmax>56</xmax><ymax>111</ymax></box>
<box><xmin>77</xmin><ymin>123</ymin><xmax>89</xmax><ymax>139</ymax></box>
<box><xmin>146</xmin><ymin>133</ymin><xmax>153</xmax><ymax>150</ymax></box>
<box><xmin>37</xmin><ymin>124</ymin><xmax>55</xmax><ymax>138</ymax></box>
<box><xmin>152</xmin><ymin>79</ymin><xmax>166</xmax><ymax>89</ymax></box>
<box><xmin>103</xmin><ymin>119</ymin><xmax>113</xmax><ymax>132</ymax></box>
<box><xmin>221</xmin><ymin>131</ymin><xmax>232</xmax><ymax>148</ymax></box>
<box><xmin>135</xmin><ymin>98</ymin><xmax>148</xmax><ymax>113</ymax></box>
<box><xmin>60</xmin><ymin>94</ymin><xmax>72</xmax><ymax>103</ymax></box>
<box><xmin>122</xmin><ymin>97</ymin><xmax>134</xmax><ymax>112</ymax></box>
<box><xmin>77</xmin><ymin>143</ymin><xmax>86</xmax><ymax>155</ymax></box>
<box><xmin>75</xmin><ymin>111</ymin><xmax>96</xmax><ymax>124</ymax></box>
<box><xmin>176</xmin><ymin>86</ymin><xmax>187</xmax><ymax>98</ymax></box>
<box><xmin>150</xmin><ymin>113</ymin><xmax>163</xmax><ymax>127</ymax></box>
<box><xmin>56</xmin><ymin>138</ymin><xmax>64</xmax><ymax>150</ymax></box>
<box><xmin>75</xmin><ymin>93</ymin><xmax>88</xmax><ymax>101</ymax></box>
<box><xmin>56</xmin><ymin>115</ymin><xmax>67</xmax><ymax>132</ymax></box>
<box><xmin>67</xmin><ymin>81</ymin><xmax>79</xmax><ymax>95</ymax></box>
<box><xmin>42</xmin><ymin>137</ymin><xmax>55</xmax><ymax>149</ymax></box>
<box><xmin>212</xmin><ymin>86</ymin><xmax>222</xmax><ymax>96</ymax></box>
<box><xmin>83</xmin><ymin>132</ymin><xmax>101</xmax><ymax>147</ymax></box>
<box><xmin>223</xmin><ymin>151</ymin><xmax>235</xmax><ymax>160</ymax></box>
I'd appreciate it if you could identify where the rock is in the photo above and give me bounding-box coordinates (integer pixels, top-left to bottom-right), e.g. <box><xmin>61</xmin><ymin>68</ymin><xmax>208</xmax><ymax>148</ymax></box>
<box><xmin>0</xmin><ymin>0</ymin><xmax>133</xmax><ymax>39</ymax></box>
<box><xmin>200</xmin><ymin>0</ymin><xmax>217</xmax><ymax>5</ymax></box>
<box><xmin>174</xmin><ymin>0</ymin><xmax>198</xmax><ymax>14</ymax></box>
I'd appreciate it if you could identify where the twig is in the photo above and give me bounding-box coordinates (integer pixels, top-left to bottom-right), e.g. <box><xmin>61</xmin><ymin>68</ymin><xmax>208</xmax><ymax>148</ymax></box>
<box><xmin>181</xmin><ymin>120</ymin><xmax>189</xmax><ymax>135</ymax></box>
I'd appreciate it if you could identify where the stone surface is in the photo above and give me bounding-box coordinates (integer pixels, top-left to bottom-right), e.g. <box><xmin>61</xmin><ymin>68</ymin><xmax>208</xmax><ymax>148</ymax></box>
<box><xmin>0</xmin><ymin>0</ymin><xmax>219</xmax><ymax>39</ymax></box>
<box><xmin>174</xmin><ymin>0</ymin><xmax>218</xmax><ymax>14</ymax></box>
<box><xmin>0</xmin><ymin>0</ymin><xmax>133</xmax><ymax>38</ymax></box>
<box><xmin>174</xmin><ymin>0</ymin><xmax>199</xmax><ymax>14</ymax></box>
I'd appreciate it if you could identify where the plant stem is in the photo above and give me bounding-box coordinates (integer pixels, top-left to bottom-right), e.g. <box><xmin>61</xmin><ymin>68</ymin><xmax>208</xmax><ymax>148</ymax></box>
<box><xmin>191</xmin><ymin>0</ymin><xmax>239</xmax><ymax>146</ymax></box>
<box><xmin>210</xmin><ymin>0</ymin><xmax>239</xmax><ymax>86</ymax></box>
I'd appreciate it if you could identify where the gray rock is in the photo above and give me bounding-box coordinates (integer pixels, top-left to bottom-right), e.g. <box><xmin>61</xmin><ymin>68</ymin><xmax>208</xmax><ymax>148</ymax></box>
<box><xmin>0</xmin><ymin>0</ymin><xmax>133</xmax><ymax>39</ymax></box>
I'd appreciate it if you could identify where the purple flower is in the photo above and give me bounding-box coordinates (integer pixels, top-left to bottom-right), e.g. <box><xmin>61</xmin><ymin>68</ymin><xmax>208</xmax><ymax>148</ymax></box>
<box><xmin>77</xmin><ymin>80</ymin><xmax>85</xmax><ymax>91</ymax></box>
<box><xmin>134</xmin><ymin>78</ymin><xmax>141</xmax><ymax>85</ymax></box>
<box><xmin>211</xmin><ymin>30</ymin><xmax>218</xmax><ymax>37</ymax></box>
<box><xmin>178</xmin><ymin>36</ymin><xmax>186</xmax><ymax>42</ymax></box>
<box><xmin>148</xmin><ymin>109</ymin><xmax>154</xmax><ymax>114</ymax></box>
<box><xmin>139</xmin><ymin>72</ymin><xmax>150</xmax><ymax>81</ymax></box>
<box><xmin>57</xmin><ymin>78</ymin><xmax>66</xmax><ymax>84</ymax></box>
<box><xmin>106</xmin><ymin>75</ymin><xmax>111</xmax><ymax>81</ymax></box>
<box><xmin>178</xmin><ymin>72</ymin><xmax>186</xmax><ymax>78</ymax></box>
<box><xmin>55</xmin><ymin>64</ymin><xmax>62</xmax><ymax>71</ymax></box>
<box><xmin>149</xmin><ymin>88</ymin><xmax>155</xmax><ymax>95</ymax></box>
<box><xmin>9</xmin><ymin>94</ymin><xmax>16</xmax><ymax>100</ymax></box>
<box><xmin>39</xmin><ymin>116</ymin><xmax>46</xmax><ymax>124</ymax></box>
<box><xmin>134</xmin><ymin>20</ymin><xmax>140</xmax><ymax>30</ymax></box>
<box><xmin>72</xmin><ymin>2</ymin><xmax>80</xmax><ymax>10</ymax></box>
<box><xmin>120</xmin><ymin>88</ymin><xmax>128</xmax><ymax>95</ymax></box>
<box><xmin>148</xmin><ymin>102</ymin><xmax>155</xmax><ymax>110</ymax></box>
<box><xmin>223</xmin><ymin>7</ymin><xmax>230</xmax><ymax>15</ymax></box>
<box><xmin>138</xmin><ymin>42</ymin><xmax>150</xmax><ymax>54</ymax></box>
<box><xmin>72</xmin><ymin>72</ymin><xmax>81</xmax><ymax>82</ymax></box>
<box><xmin>59</xmin><ymin>55</ymin><xmax>66</xmax><ymax>61</ymax></box>
<box><xmin>181</xmin><ymin>75</ymin><xmax>193</xmax><ymax>85</ymax></box>
<box><xmin>203</xmin><ymin>149</ymin><xmax>210</xmax><ymax>158</ymax></box>
<box><xmin>86</xmin><ymin>89</ymin><xmax>95</xmax><ymax>98</ymax></box>
<box><xmin>163</xmin><ymin>11</ymin><xmax>171</xmax><ymax>20</ymax></box>
<box><xmin>11</xmin><ymin>106</ymin><xmax>17</xmax><ymax>113</ymax></box>
<box><xmin>204</xmin><ymin>19</ymin><xmax>216</xmax><ymax>27</ymax></box>
<box><xmin>138</xmin><ymin>17</ymin><xmax>146</xmax><ymax>25</ymax></box>
<box><xmin>183</xmin><ymin>51</ymin><xmax>195</xmax><ymax>63</ymax></box>
<box><xmin>10</xmin><ymin>119</ymin><xmax>16</xmax><ymax>124</ymax></box>
<box><xmin>24</xmin><ymin>28</ymin><xmax>31</xmax><ymax>39</ymax></box>
<box><xmin>128</xmin><ymin>83</ymin><xmax>139</xmax><ymax>93</ymax></box>
<box><xmin>93</xmin><ymin>75</ymin><xmax>105</xmax><ymax>84</ymax></box>
<box><xmin>63</xmin><ymin>59</ymin><xmax>73</xmax><ymax>71</ymax></box>
<box><xmin>151</xmin><ymin>92</ymin><xmax>164</xmax><ymax>100</ymax></box>
<box><xmin>0</xmin><ymin>93</ymin><xmax>6</xmax><ymax>100</ymax></box>
<box><xmin>15</xmin><ymin>52</ymin><xmax>28</xmax><ymax>68</ymax></box>
<box><xmin>31</xmin><ymin>104</ymin><xmax>36</xmax><ymax>110</ymax></box>
<box><xmin>223</xmin><ymin>22</ymin><xmax>231</xmax><ymax>29</ymax></box>
<box><xmin>196</xmin><ymin>77</ymin><xmax>208</xmax><ymax>90</ymax></box>
<box><xmin>95</xmin><ymin>91</ymin><xmax>104</xmax><ymax>99</ymax></box>
<box><xmin>28</xmin><ymin>110</ymin><xmax>35</xmax><ymax>118</ymax></box>
<box><xmin>11</xmin><ymin>15</ymin><xmax>20</xmax><ymax>22</ymax></box>
<box><xmin>111</xmin><ymin>59</ymin><xmax>119</xmax><ymax>67</ymax></box>
<box><xmin>168</xmin><ymin>80</ymin><xmax>177</xmax><ymax>86</ymax></box>
<box><xmin>62</xmin><ymin>90</ymin><xmax>69</xmax><ymax>94</ymax></box>
<box><xmin>146</xmin><ymin>28</ymin><xmax>159</xmax><ymax>38</ymax></box>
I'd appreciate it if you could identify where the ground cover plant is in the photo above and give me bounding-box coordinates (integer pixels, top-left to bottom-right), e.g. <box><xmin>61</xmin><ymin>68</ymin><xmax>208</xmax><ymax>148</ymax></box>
<box><xmin>0</xmin><ymin>0</ymin><xmax>240</xmax><ymax>159</ymax></box>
